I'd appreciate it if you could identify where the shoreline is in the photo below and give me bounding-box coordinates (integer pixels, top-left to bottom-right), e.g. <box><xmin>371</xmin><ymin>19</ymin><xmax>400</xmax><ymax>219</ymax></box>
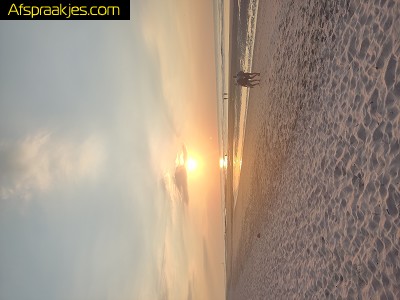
<box><xmin>223</xmin><ymin>0</ymin><xmax>237</xmax><ymax>290</ymax></box>
<box><xmin>225</xmin><ymin>0</ymin><xmax>281</xmax><ymax>290</ymax></box>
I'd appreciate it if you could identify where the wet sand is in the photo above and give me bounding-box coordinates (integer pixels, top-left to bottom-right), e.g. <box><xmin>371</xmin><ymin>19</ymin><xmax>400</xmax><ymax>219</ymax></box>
<box><xmin>226</xmin><ymin>0</ymin><xmax>400</xmax><ymax>299</ymax></box>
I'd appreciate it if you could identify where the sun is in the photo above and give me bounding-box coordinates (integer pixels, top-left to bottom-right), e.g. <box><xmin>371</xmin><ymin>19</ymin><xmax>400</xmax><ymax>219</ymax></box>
<box><xmin>186</xmin><ymin>157</ymin><xmax>198</xmax><ymax>172</ymax></box>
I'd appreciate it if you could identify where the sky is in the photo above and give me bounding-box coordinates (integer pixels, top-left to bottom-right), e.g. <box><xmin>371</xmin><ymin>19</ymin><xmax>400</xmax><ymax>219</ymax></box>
<box><xmin>0</xmin><ymin>0</ymin><xmax>224</xmax><ymax>299</ymax></box>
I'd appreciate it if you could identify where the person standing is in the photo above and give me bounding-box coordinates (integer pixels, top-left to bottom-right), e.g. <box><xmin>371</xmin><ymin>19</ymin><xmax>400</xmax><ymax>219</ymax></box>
<box><xmin>234</xmin><ymin>71</ymin><xmax>260</xmax><ymax>87</ymax></box>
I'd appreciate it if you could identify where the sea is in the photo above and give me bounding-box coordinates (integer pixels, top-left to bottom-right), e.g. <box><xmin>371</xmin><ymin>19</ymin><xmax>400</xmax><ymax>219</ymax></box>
<box><xmin>214</xmin><ymin>0</ymin><xmax>259</xmax><ymax>210</ymax></box>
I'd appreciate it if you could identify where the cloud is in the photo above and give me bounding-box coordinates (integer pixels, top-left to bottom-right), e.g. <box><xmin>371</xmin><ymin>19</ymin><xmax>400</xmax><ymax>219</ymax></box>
<box><xmin>174</xmin><ymin>144</ymin><xmax>189</xmax><ymax>204</ymax></box>
<box><xmin>152</xmin><ymin>171</ymin><xmax>192</xmax><ymax>300</ymax></box>
<box><xmin>0</xmin><ymin>131</ymin><xmax>105</xmax><ymax>200</ymax></box>
<box><xmin>139</xmin><ymin>0</ymin><xmax>191</xmax><ymax>134</ymax></box>
<box><xmin>174</xmin><ymin>165</ymin><xmax>189</xmax><ymax>204</ymax></box>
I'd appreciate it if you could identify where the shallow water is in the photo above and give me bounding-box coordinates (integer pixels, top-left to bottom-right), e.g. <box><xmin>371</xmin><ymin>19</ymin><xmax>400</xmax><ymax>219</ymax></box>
<box><xmin>215</xmin><ymin>0</ymin><xmax>258</xmax><ymax>209</ymax></box>
<box><xmin>227</xmin><ymin>0</ymin><xmax>259</xmax><ymax>208</ymax></box>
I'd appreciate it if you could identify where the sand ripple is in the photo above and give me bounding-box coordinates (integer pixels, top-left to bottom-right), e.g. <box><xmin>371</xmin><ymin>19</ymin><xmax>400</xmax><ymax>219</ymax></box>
<box><xmin>229</xmin><ymin>0</ymin><xmax>400</xmax><ymax>299</ymax></box>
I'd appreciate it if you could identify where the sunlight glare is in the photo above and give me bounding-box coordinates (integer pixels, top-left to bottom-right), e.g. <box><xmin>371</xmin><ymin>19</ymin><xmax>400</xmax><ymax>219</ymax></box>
<box><xmin>187</xmin><ymin>158</ymin><xmax>198</xmax><ymax>172</ymax></box>
<box><xmin>219</xmin><ymin>155</ymin><xmax>228</xmax><ymax>169</ymax></box>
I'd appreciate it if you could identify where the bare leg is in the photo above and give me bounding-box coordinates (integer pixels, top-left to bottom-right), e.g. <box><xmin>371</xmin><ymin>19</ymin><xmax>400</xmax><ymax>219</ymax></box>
<box><xmin>246</xmin><ymin>74</ymin><xmax>259</xmax><ymax>79</ymax></box>
<box><xmin>243</xmin><ymin>74</ymin><xmax>255</xmax><ymax>80</ymax></box>
<box><xmin>252</xmin><ymin>81</ymin><xmax>260</xmax><ymax>86</ymax></box>
<box><xmin>245</xmin><ymin>82</ymin><xmax>257</xmax><ymax>88</ymax></box>
<box><xmin>249</xmin><ymin>79</ymin><xmax>260</xmax><ymax>85</ymax></box>
<box><xmin>244</xmin><ymin>72</ymin><xmax>260</xmax><ymax>77</ymax></box>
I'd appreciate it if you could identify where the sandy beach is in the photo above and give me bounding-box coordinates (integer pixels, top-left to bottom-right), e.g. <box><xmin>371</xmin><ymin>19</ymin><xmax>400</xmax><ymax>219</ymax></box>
<box><xmin>226</xmin><ymin>0</ymin><xmax>400</xmax><ymax>299</ymax></box>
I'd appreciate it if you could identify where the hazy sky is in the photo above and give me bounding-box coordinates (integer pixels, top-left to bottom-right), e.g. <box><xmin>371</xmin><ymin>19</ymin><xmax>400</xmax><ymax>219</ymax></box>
<box><xmin>0</xmin><ymin>0</ymin><xmax>224</xmax><ymax>299</ymax></box>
